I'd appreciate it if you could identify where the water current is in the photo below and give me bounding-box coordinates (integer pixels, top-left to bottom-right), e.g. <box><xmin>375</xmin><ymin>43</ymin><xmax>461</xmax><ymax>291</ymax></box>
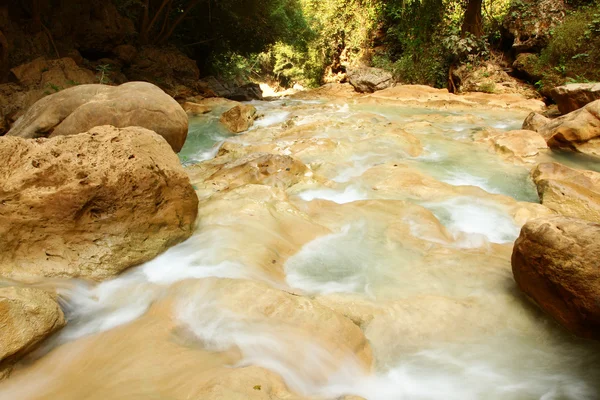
<box><xmin>2</xmin><ymin>93</ymin><xmax>600</xmax><ymax>400</ymax></box>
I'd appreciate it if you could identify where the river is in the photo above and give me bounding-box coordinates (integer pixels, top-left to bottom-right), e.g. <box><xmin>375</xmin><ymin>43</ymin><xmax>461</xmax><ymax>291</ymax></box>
<box><xmin>1</xmin><ymin>86</ymin><xmax>599</xmax><ymax>400</ymax></box>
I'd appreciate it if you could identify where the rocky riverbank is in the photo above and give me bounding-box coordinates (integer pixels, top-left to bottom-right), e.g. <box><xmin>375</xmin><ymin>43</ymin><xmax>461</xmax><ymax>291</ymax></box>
<box><xmin>1</xmin><ymin>81</ymin><xmax>600</xmax><ymax>399</ymax></box>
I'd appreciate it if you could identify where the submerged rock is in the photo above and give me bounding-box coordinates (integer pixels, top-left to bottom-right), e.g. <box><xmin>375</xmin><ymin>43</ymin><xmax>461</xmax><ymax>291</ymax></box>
<box><xmin>7</xmin><ymin>81</ymin><xmax>188</xmax><ymax>152</ymax></box>
<box><xmin>347</xmin><ymin>67</ymin><xmax>393</xmax><ymax>93</ymax></box>
<box><xmin>512</xmin><ymin>216</ymin><xmax>600</xmax><ymax>340</ymax></box>
<box><xmin>0</xmin><ymin>287</ymin><xmax>66</xmax><ymax>380</ymax></box>
<box><xmin>219</xmin><ymin>104</ymin><xmax>257</xmax><ymax>133</ymax></box>
<box><xmin>0</xmin><ymin>126</ymin><xmax>198</xmax><ymax>281</ymax></box>
<box><xmin>531</xmin><ymin>162</ymin><xmax>600</xmax><ymax>223</ymax></box>
<box><xmin>550</xmin><ymin>83</ymin><xmax>600</xmax><ymax>114</ymax></box>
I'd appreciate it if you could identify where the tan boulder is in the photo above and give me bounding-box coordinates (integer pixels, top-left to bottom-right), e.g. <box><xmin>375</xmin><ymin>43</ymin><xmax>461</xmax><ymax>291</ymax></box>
<box><xmin>512</xmin><ymin>216</ymin><xmax>600</xmax><ymax>340</ymax></box>
<box><xmin>531</xmin><ymin>162</ymin><xmax>600</xmax><ymax>222</ymax></box>
<box><xmin>0</xmin><ymin>126</ymin><xmax>198</xmax><ymax>281</ymax></box>
<box><xmin>490</xmin><ymin>129</ymin><xmax>548</xmax><ymax>161</ymax></box>
<box><xmin>7</xmin><ymin>82</ymin><xmax>188</xmax><ymax>152</ymax></box>
<box><xmin>347</xmin><ymin>67</ymin><xmax>393</xmax><ymax>93</ymax></box>
<box><xmin>0</xmin><ymin>287</ymin><xmax>66</xmax><ymax>379</ymax></box>
<box><xmin>550</xmin><ymin>83</ymin><xmax>600</xmax><ymax>114</ymax></box>
<box><xmin>182</xmin><ymin>101</ymin><xmax>211</xmax><ymax>115</ymax></box>
<box><xmin>220</xmin><ymin>104</ymin><xmax>257</xmax><ymax>133</ymax></box>
<box><xmin>536</xmin><ymin>100</ymin><xmax>600</xmax><ymax>157</ymax></box>
<box><xmin>522</xmin><ymin>111</ymin><xmax>550</xmax><ymax>131</ymax></box>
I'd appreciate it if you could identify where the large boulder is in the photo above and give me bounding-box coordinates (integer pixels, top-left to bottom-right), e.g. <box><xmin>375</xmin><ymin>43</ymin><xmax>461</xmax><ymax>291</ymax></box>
<box><xmin>0</xmin><ymin>287</ymin><xmax>66</xmax><ymax>379</ymax></box>
<box><xmin>512</xmin><ymin>216</ymin><xmax>600</xmax><ymax>340</ymax></box>
<box><xmin>347</xmin><ymin>67</ymin><xmax>393</xmax><ymax>93</ymax></box>
<box><xmin>7</xmin><ymin>82</ymin><xmax>188</xmax><ymax>152</ymax></box>
<box><xmin>529</xmin><ymin>100</ymin><xmax>600</xmax><ymax>157</ymax></box>
<box><xmin>219</xmin><ymin>104</ymin><xmax>257</xmax><ymax>133</ymax></box>
<box><xmin>550</xmin><ymin>83</ymin><xmax>600</xmax><ymax>114</ymax></box>
<box><xmin>0</xmin><ymin>126</ymin><xmax>199</xmax><ymax>281</ymax></box>
<box><xmin>531</xmin><ymin>162</ymin><xmax>600</xmax><ymax>223</ymax></box>
<box><xmin>502</xmin><ymin>0</ymin><xmax>566</xmax><ymax>53</ymax></box>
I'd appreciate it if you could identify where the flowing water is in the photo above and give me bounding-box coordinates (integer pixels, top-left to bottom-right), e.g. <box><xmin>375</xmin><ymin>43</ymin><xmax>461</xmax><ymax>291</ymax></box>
<box><xmin>2</xmin><ymin>92</ymin><xmax>600</xmax><ymax>400</ymax></box>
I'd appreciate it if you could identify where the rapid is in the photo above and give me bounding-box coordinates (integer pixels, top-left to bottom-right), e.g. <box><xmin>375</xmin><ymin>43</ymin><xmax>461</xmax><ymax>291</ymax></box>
<box><xmin>1</xmin><ymin>85</ymin><xmax>600</xmax><ymax>400</ymax></box>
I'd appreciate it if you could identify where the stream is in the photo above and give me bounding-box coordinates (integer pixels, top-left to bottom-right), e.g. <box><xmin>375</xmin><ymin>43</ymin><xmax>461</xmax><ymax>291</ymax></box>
<box><xmin>2</xmin><ymin>91</ymin><xmax>600</xmax><ymax>400</ymax></box>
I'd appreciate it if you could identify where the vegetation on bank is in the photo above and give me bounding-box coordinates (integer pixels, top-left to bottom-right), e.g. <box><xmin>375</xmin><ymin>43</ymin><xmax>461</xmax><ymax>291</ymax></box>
<box><xmin>1</xmin><ymin>0</ymin><xmax>598</xmax><ymax>94</ymax></box>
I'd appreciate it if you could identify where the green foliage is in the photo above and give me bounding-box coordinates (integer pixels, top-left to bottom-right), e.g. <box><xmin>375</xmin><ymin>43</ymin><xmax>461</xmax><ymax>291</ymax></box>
<box><xmin>96</xmin><ymin>64</ymin><xmax>112</xmax><ymax>84</ymax></box>
<box><xmin>533</xmin><ymin>2</ymin><xmax>600</xmax><ymax>90</ymax></box>
<box><xmin>45</xmin><ymin>83</ymin><xmax>61</xmax><ymax>92</ymax></box>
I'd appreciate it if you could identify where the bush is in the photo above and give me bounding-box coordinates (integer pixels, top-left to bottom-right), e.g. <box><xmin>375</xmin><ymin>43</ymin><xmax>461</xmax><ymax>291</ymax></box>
<box><xmin>533</xmin><ymin>2</ymin><xmax>600</xmax><ymax>92</ymax></box>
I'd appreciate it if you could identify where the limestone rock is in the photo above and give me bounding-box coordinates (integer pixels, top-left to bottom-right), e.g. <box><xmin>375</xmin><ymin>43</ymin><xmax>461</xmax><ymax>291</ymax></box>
<box><xmin>7</xmin><ymin>82</ymin><xmax>188</xmax><ymax>152</ymax></box>
<box><xmin>491</xmin><ymin>129</ymin><xmax>548</xmax><ymax>160</ymax></box>
<box><xmin>452</xmin><ymin>62</ymin><xmax>539</xmax><ymax>98</ymax></box>
<box><xmin>220</xmin><ymin>104</ymin><xmax>257</xmax><ymax>133</ymax></box>
<box><xmin>531</xmin><ymin>162</ymin><xmax>600</xmax><ymax>222</ymax></box>
<box><xmin>522</xmin><ymin>112</ymin><xmax>550</xmax><ymax>131</ymax></box>
<box><xmin>512</xmin><ymin>53</ymin><xmax>543</xmax><ymax>83</ymax></box>
<box><xmin>0</xmin><ymin>287</ymin><xmax>66</xmax><ymax>379</ymax></box>
<box><xmin>512</xmin><ymin>216</ymin><xmax>600</xmax><ymax>339</ymax></box>
<box><xmin>183</xmin><ymin>102</ymin><xmax>211</xmax><ymax>116</ymax></box>
<box><xmin>536</xmin><ymin>100</ymin><xmax>600</xmax><ymax>157</ymax></box>
<box><xmin>347</xmin><ymin>67</ymin><xmax>393</xmax><ymax>93</ymax></box>
<box><xmin>0</xmin><ymin>126</ymin><xmax>198</xmax><ymax>281</ymax></box>
<box><xmin>550</xmin><ymin>83</ymin><xmax>600</xmax><ymax>114</ymax></box>
<box><xmin>503</xmin><ymin>0</ymin><xmax>566</xmax><ymax>53</ymax></box>
<box><xmin>10</xmin><ymin>57</ymin><xmax>96</xmax><ymax>89</ymax></box>
<box><xmin>205</xmin><ymin>153</ymin><xmax>309</xmax><ymax>190</ymax></box>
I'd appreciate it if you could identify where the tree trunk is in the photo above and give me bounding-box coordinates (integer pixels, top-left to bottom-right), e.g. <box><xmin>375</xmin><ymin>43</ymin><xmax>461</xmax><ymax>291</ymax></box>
<box><xmin>158</xmin><ymin>0</ymin><xmax>201</xmax><ymax>44</ymax></box>
<box><xmin>0</xmin><ymin>29</ymin><xmax>9</xmax><ymax>83</ymax></box>
<box><xmin>139</xmin><ymin>0</ymin><xmax>151</xmax><ymax>44</ymax></box>
<box><xmin>461</xmin><ymin>0</ymin><xmax>483</xmax><ymax>38</ymax></box>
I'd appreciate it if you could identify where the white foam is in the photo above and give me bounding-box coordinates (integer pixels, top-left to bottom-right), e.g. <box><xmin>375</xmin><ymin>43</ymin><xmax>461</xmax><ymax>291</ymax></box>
<box><xmin>177</xmin><ymin>282</ymin><xmax>365</xmax><ymax>396</ymax></box>
<box><xmin>442</xmin><ymin>171</ymin><xmax>501</xmax><ymax>194</ymax></box>
<box><xmin>424</xmin><ymin>197</ymin><xmax>520</xmax><ymax>245</ymax></box>
<box><xmin>297</xmin><ymin>185</ymin><xmax>369</xmax><ymax>204</ymax></box>
<box><xmin>253</xmin><ymin>111</ymin><xmax>290</xmax><ymax>128</ymax></box>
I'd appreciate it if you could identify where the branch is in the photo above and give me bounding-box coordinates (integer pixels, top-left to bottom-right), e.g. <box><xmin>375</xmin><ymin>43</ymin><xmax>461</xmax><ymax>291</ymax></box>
<box><xmin>158</xmin><ymin>0</ymin><xmax>202</xmax><ymax>44</ymax></box>
<box><xmin>147</xmin><ymin>0</ymin><xmax>173</xmax><ymax>33</ymax></box>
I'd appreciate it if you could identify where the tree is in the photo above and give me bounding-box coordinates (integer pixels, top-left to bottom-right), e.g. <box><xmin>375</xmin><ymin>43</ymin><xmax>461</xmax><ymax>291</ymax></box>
<box><xmin>138</xmin><ymin>0</ymin><xmax>203</xmax><ymax>44</ymax></box>
<box><xmin>461</xmin><ymin>0</ymin><xmax>483</xmax><ymax>37</ymax></box>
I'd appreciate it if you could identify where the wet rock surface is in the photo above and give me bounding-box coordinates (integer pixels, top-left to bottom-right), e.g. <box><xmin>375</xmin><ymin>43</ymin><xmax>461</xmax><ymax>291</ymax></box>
<box><xmin>512</xmin><ymin>216</ymin><xmax>600</xmax><ymax>340</ymax></box>
<box><xmin>532</xmin><ymin>162</ymin><xmax>600</xmax><ymax>223</ymax></box>
<box><xmin>0</xmin><ymin>287</ymin><xmax>65</xmax><ymax>380</ymax></box>
<box><xmin>219</xmin><ymin>104</ymin><xmax>257</xmax><ymax>133</ymax></box>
